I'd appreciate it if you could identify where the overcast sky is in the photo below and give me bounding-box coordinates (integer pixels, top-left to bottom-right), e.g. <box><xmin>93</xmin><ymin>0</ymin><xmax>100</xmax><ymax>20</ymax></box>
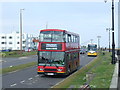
<box><xmin>0</xmin><ymin>1</ymin><xmax>119</xmax><ymax>48</ymax></box>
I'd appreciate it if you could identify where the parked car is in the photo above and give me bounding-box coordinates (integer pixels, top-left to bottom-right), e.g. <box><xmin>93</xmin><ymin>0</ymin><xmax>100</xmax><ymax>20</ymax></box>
<box><xmin>80</xmin><ymin>49</ymin><xmax>86</xmax><ymax>54</ymax></box>
<box><xmin>1</xmin><ymin>49</ymin><xmax>12</xmax><ymax>52</ymax></box>
<box><xmin>25</xmin><ymin>48</ymin><xmax>33</xmax><ymax>52</ymax></box>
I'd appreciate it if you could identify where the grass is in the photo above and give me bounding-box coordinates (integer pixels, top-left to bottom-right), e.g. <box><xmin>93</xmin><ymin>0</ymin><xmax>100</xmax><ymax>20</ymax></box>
<box><xmin>89</xmin><ymin>52</ymin><xmax>114</xmax><ymax>88</ymax></box>
<box><xmin>52</xmin><ymin>51</ymin><xmax>115</xmax><ymax>89</ymax></box>
<box><xmin>0</xmin><ymin>51</ymin><xmax>37</xmax><ymax>57</ymax></box>
<box><xmin>0</xmin><ymin>61</ymin><xmax>37</xmax><ymax>74</ymax></box>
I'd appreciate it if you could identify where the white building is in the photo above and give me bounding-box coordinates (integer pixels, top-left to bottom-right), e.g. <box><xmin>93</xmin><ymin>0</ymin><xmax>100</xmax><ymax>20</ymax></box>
<box><xmin>118</xmin><ymin>0</ymin><xmax>120</xmax><ymax>49</ymax></box>
<box><xmin>0</xmin><ymin>31</ymin><xmax>36</xmax><ymax>50</ymax></box>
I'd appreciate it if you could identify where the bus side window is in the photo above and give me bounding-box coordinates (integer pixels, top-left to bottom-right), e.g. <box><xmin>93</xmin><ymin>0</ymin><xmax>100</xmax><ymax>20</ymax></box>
<box><xmin>69</xmin><ymin>53</ymin><xmax>71</xmax><ymax>61</ymax></box>
<box><xmin>75</xmin><ymin>36</ymin><xmax>77</xmax><ymax>43</ymax></box>
<box><xmin>73</xmin><ymin>35</ymin><xmax>75</xmax><ymax>42</ymax></box>
<box><xmin>68</xmin><ymin>34</ymin><xmax>71</xmax><ymax>42</ymax></box>
<box><xmin>65</xmin><ymin>34</ymin><xmax>68</xmax><ymax>42</ymax></box>
<box><xmin>66</xmin><ymin>53</ymin><xmax>68</xmax><ymax>59</ymax></box>
<box><xmin>66</xmin><ymin>53</ymin><xmax>70</xmax><ymax>61</ymax></box>
<box><xmin>73</xmin><ymin>53</ymin><xmax>75</xmax><ymax>60</ymax></box>
<box><xmin>77</xmin><ymin>36</ymin><xmax>79</xmax><ymax>43</ymax></box>
<box><xmin>74</xmin><ymin>52</ymin><xmax>77</xmax><ymax>60</ymax></box>
<box><xmin>71</xmin><ymin>35</ymin><xmax>74</xmax><ymax>42</ymax></box>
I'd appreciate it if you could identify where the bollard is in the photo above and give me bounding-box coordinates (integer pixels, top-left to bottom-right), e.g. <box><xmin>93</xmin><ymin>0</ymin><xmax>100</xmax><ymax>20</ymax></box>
<box><xmin>103</xmin><ymin>52</ymin><xmax>105</xmax><ymax>55</ymax></box>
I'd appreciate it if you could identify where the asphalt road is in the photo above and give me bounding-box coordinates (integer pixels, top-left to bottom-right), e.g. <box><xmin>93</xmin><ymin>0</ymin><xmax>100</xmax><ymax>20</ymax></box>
<box><xmin>1</xmin><ymin>55</ymin><xmax>37</xmax><ymax>68</ymax></box>
<box><xmin>2</xmin><ymin>54</ymin><xmax>95</xmax><ymax>89</ymax></box>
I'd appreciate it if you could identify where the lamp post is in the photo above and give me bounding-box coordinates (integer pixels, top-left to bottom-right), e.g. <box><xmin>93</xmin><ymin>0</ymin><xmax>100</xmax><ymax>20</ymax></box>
<box><xmin>97</xmin><ymin>36</ymin><xmax>101</xmax><ymax>50</ymax></box>
<box><xmin>106</xmin><ymin>28</ymin><xmax>112</xmax><ymax>52</ymax></box>
<box><xmin>20</xmin><ymin>9</ymin><xmax>24</xmax><ymax>53</ymax></box>
<box><xmin>46</xmin><ymin>22</ymin><xmax>48</xmax><ymax>29</ymax></box>
<box><xmin>111</xmin><ymin>0</ymin><xmax>116</xmax><ymax>64</ymax></box>
<box><xmin>90</xmin><ymin>39</ymin><xmax>93</xmax><ymax>44</ymax></box>
<box><xmin>104</xmin><ymin>0</ymin><xmax>116</xmax><ymax>64</ymax></box>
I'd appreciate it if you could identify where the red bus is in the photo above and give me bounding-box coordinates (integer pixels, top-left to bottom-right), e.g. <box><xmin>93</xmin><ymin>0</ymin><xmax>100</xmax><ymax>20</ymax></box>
<box><xmin>37</xmin><ymin>29</ymin><xmax>80</xmax><ymax>75</ymax></box>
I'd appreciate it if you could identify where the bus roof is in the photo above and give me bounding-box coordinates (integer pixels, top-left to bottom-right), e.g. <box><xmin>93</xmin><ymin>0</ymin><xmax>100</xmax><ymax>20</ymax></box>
<box><xmin>40</xmin><ymin>29</ymin><xmax>79</xmax><ymax>36</ymax></box>
<box><xmin>40</xmin><ymin>29</ymin><xmax>65</xmax><ymax>32</ymax></box>
<box><xmin>88</xmin><ymin>43</ymin><xmax>97</xmax><ymax>45</ymax></box>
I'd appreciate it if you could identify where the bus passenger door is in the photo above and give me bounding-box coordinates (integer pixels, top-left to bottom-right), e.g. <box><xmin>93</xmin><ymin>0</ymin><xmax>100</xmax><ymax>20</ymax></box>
<box><xmin>65</xmin><ymin>52</ymin><xmax>71</xmax><ymax>74</ymax></box>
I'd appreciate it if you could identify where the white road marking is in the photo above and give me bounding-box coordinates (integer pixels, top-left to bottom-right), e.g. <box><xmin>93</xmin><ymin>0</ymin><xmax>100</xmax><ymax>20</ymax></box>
<box><xmin>19</xmin><ymin>57</ymin><xmax>28</xmax><ymax>60</ymax></box>
<box><xmin>4</xmin><ymin>61</ymin><xmax>7</xmax><ymax>62</ymax></box>
<box><xmin>0</xmin><ymin>60</ymin><xmax>3</xmax><ymax>63</ymax></box>
<box><xmin>20</xmin><ymin>80</ymin><xmax>25</xmax><ymax>83</ymax></box>
<box><xmin>10</xmin><ymin>83</ymin><xmax>17</xmax><ymax>87</ymax></box>
<box><xmin>0</xmin><ymin>60</ymin><xmax>7</xmax><ymax>63</ymax></box>
<box><xmin>28</xmin><ymin>78</ymin><xmax>33</xmax><ymax>80</ymax></box>
<box><xmin>82</xmin><ymin>55</ymin><xmax>85</xmax><ymax>57</ymax></box>
<box><xmin>9</xmin><ymin>65</ymin><xmax>13</xmax><ymax>68</ymax></box>
<box><xmin>35</xmin><ymin>75</ymin><xmax>39</xmax><ymax>77</ymax></box>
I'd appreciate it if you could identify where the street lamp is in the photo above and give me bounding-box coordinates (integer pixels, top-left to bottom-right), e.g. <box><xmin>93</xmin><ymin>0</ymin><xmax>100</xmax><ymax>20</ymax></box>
<box><xmin>90</xmin><ymin>39</ymin><xmax>93</xmax><ymax>44</ymax></box>
<box><xmin>104</xmin><ymin>0</ymin><xmax>116</xmax><ymax>64</ymax></box>
<box><xmin>106</xmin><ymin>28</ymin><xmax>112</xmax><ymax>52</ymax></box>
<box><xmin>97</xmin><ymin>36</ymin><xmax>101</xmax><ymax>50</ymax></box>
<box><xmin>46</xmin><ymin>22</ymin><xmax>48</xmax><ymax>29</ymax></box>
<box><xmin>20</xmin><ymin>9</ymin><xmax>24</xmax><ymax>53</ymax></box>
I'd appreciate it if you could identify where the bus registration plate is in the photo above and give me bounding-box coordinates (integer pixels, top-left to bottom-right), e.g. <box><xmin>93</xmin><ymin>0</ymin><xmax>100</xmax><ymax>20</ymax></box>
<box><xmin>47</xmin><ymin>73</ymin><xmax>54</xmax><ymax>75</ymax></box>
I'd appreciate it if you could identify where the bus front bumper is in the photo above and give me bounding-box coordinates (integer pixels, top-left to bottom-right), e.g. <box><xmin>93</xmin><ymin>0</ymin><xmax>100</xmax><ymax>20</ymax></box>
<box><xmin>37</xmin><ymin>71</ymin><xmax>66</xmax><ymax>75</ymax></box>
<box><xmin>87</xmin><ymin>52</ymin><xmax>97</xmax><ymax>56</ymax></box>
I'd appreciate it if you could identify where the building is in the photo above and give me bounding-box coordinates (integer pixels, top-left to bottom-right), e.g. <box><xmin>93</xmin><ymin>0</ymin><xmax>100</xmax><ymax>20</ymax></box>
<box><xmin>0</xmin><ymin>31</ymin><xmax>37</xmax><ymax>51</ymax></box>
<box><xmin>32</xmin><ymin>37</ymin><xmax>39</xmax><ymax>50</ymax></box>
<box><xmin>118</xmin><ymin>0</ymin><xmax>120</xmax><ymax>49</ymax></box>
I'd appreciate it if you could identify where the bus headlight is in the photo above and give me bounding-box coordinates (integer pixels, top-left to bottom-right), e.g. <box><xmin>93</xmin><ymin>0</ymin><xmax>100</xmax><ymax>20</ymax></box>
<box><xmin>57</xmin><ymin>69</ymin><xmax>62</xmax><ymax>71</ymax></box>
<box><xmin>40</xmin><ymin>68</ymin><xmax>44</xmax><ymax>71</ymax></box>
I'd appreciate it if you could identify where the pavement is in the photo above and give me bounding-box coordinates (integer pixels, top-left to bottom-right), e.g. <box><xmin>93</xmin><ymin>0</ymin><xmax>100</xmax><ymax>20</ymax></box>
<box><xmin>110</xmin><ymin>54</ymin><xmax>120</xmax><ymax>90</ymax></box>
<box><xmin>117</xmin><ymin>50</ymin><xmax>120</xmax><ymax>90</ymax></box>
<box><xmin>109</xmin><ymin>61</ymin><xmax>118</xmax><ymax>90</ymax></box>
<box><xmin>117</xmin><ymin>54</ymin><xmax>120</xmax><ymax>90</ymax></box>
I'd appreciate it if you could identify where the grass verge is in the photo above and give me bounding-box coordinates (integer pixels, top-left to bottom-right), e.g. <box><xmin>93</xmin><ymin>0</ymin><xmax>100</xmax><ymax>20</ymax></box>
<box><xmin>0</xmin><ymin>62</ymin><xmax>37</xmax><ymax>74</ymax></box>
<box><xmin>0</xmin><ymin>51</ymin><xmax>37</xmax><ymax>57</ymax></box>
<box><xmin>52</xmin><ymin>52</ymin><xmax>115</xmax><ymax>88</ymax></box>
<box><xmin>89</xmin><ymin>52</ymin><xmax>114</xmax><ymax>88</ymax></box>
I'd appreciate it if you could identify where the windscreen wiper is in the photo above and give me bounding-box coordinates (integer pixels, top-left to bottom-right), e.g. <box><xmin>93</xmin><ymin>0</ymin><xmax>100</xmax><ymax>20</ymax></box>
<box><xmin>43</xmin><ymin>59</ymin><xmax>48</xmax><ymax>67</ymax></box>
<box><xmin>52</xmin><ymin>60</ymin><xmax>58</xmax><ymax>68</ymax></box>
<box><xmin>54</xmin><ymin>63</ymin><xmax>58</xmax><ymax>68</ymax></box>
<box><xmin>44</xmin><ymin>63</ymin><xmax>46</xmax><ymax>67</ymax></box>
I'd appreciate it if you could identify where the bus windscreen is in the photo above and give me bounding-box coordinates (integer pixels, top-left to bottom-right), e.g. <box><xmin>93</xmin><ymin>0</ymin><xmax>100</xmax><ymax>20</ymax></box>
<box><xmin>38</xmin><ymin>51</ymin><xmax>65</xmax><ymax>66</ymax></box>
<box><xmin>88</xmin><ymin>45</ymin><xmax>97</xmax><ymax>51</ymax></box>
<box><xmin>40</xmin><ymin>31</ymin><xmax>64</xmax><ymax>42</ymax></box>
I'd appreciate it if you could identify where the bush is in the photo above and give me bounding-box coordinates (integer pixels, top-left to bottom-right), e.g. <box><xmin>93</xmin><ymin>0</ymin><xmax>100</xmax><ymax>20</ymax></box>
<box><xmin>0</xmin><ymin>53</ymin><xmax>6</xmax><ymax>57</ymax></box>
<box><xmin>8</xmin><ymin>52</ymin><xmax>17</xmax><ymax>55</ymax></box>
